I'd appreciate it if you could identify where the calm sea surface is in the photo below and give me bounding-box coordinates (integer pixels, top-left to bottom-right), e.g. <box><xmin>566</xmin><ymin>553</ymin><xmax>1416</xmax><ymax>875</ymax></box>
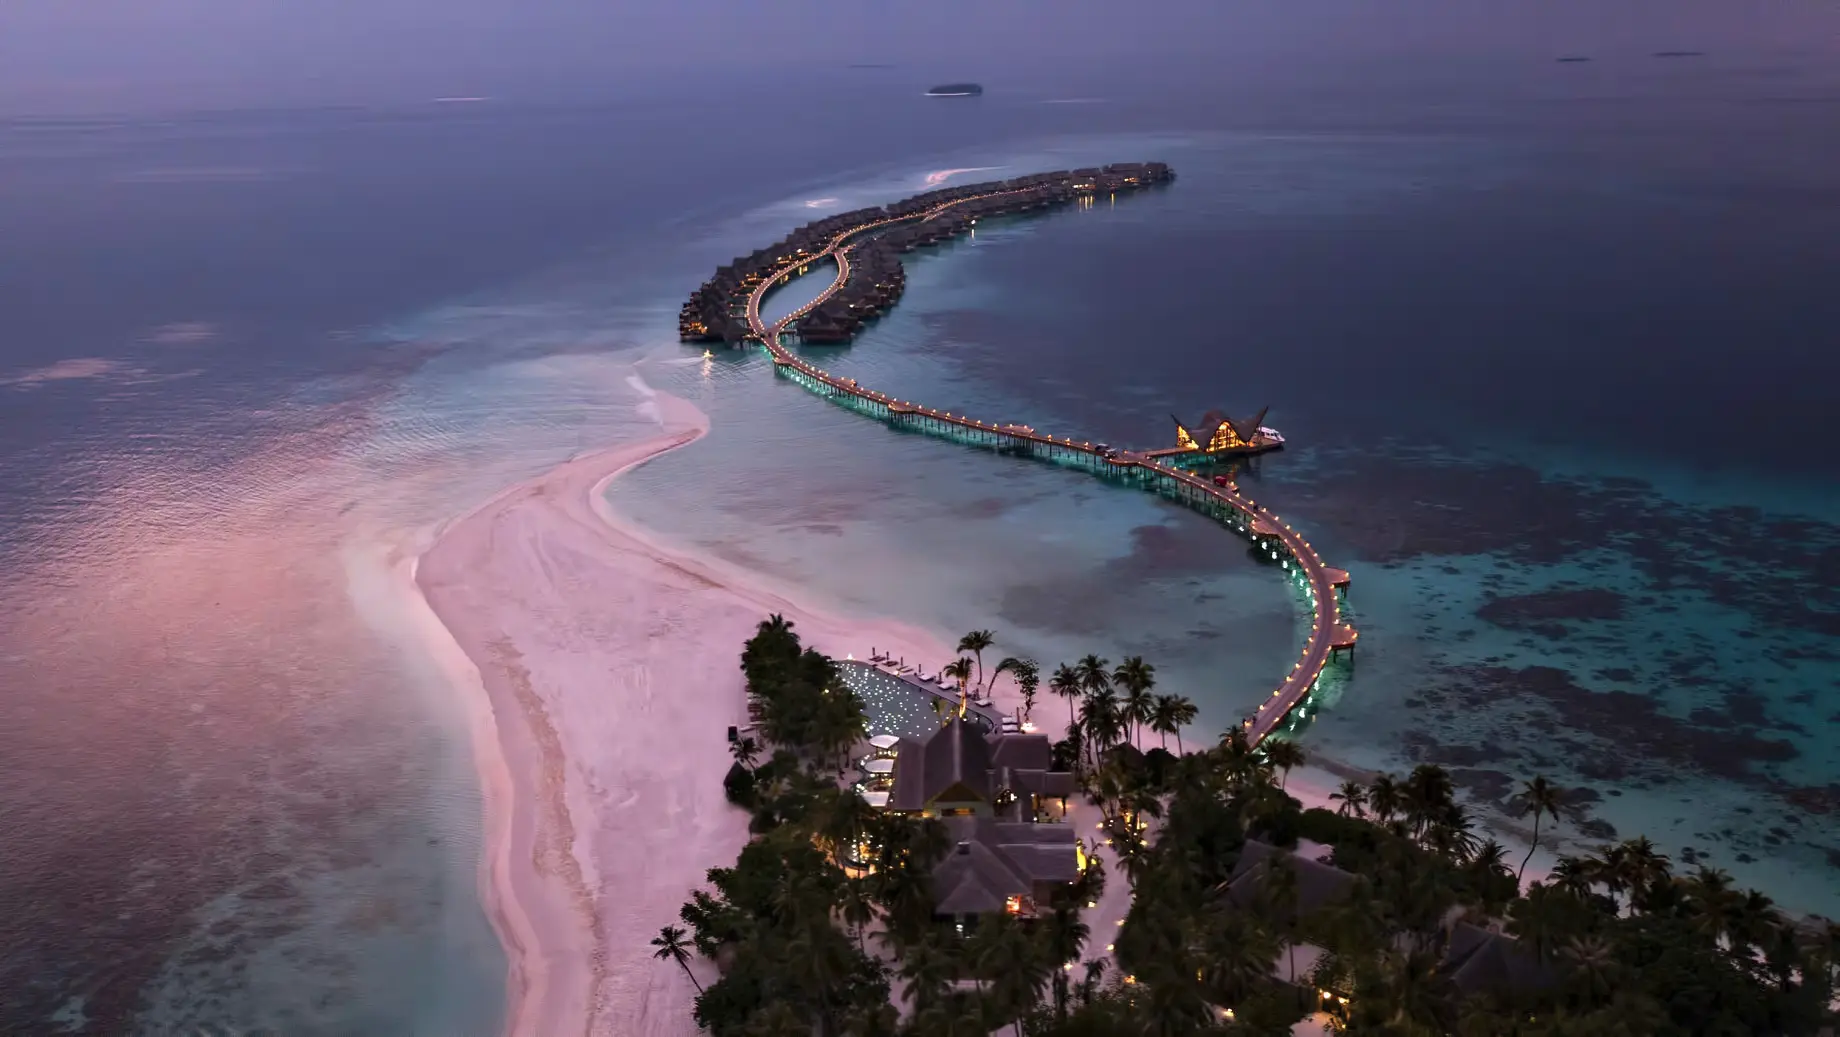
<box><xmin>4</xmin><ymin>56</ymin><xmax>1838</xmax><ymax>1032</ymax></box>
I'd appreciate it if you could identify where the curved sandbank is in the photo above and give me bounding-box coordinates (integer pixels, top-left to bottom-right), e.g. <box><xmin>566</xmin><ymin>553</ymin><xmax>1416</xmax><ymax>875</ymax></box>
<box><xmin>413</xmin><ymin>391</ymin><xmax>961</xmax><ymax>1036</ymax></box>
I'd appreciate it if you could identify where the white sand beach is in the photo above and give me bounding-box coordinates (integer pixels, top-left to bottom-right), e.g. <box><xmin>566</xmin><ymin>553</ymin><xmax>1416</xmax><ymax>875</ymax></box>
<box><xmin>403</xmin><ymin>382</ymin><xmax>1566</xmax><ymax>1037</ymax></box>
<box><xmin>413</xmin><ymin>390</ymin><xmax>950</xmax><ymax>1037</ymax></box>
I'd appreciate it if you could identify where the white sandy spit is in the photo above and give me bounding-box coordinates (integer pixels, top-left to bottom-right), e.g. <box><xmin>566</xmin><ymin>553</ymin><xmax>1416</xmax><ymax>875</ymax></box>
<box><xmin>413</xmin><ymin>389</ymin><xmax>950</xmax><ymax>1037</ymax></box>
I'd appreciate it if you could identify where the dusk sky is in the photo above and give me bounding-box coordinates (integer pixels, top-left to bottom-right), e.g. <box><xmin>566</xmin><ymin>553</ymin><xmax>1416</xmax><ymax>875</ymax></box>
<box><xmin>3</xmin><ymin>0</ymin><xmax>1835</xmax><ymax>115</ymax></box>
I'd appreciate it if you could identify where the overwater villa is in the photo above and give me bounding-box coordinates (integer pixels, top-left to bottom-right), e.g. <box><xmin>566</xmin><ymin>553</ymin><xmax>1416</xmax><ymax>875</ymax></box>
<box><xmin>680</xmin><ymin>164</ymin><xmax>1174</xmax><ymax>345</ymax></box>
<box><xmin>1146</xmin><ymin>407</ymin><xmax>1286</xmax><ymax>461</ymax></box>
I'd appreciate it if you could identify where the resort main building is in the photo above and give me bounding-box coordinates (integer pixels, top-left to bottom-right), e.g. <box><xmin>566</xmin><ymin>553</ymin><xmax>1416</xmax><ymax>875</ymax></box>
<box><xmin>882</xmin><ymin>717</ymin><xmax>1079</xmax><ymax>924</ymax></box>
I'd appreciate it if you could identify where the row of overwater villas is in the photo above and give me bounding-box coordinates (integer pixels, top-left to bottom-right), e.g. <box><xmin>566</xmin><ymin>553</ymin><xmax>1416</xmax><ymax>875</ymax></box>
<box><xmin>678</xmin><ymin>163</ymin><xmax>1174</xmax><ymax>344</ymax></box>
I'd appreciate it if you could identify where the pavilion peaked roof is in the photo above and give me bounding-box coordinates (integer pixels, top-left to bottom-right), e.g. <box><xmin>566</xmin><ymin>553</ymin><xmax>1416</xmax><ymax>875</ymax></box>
<box><xmin>1172</xmin><ymin>406</ymin><xmax>1270</xmax><ymax>450</ymax></box>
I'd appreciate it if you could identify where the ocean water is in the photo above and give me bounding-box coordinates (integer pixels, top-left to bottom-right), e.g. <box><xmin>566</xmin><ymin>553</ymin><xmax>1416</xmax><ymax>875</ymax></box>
<box><xmin>3</xmin><ymin>54</ymin><xmax>1837</xmax><ymax>1033</ymax></box>
<box><xmin>616</xmin><ymin>62</ymin><xmax>1840</xmax><ymax>917</ymax></box>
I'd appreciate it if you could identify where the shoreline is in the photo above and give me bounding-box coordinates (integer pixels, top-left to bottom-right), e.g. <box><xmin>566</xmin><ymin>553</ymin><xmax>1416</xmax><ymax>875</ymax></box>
<box><xmin>400</xmin><ymin>380</ymin><xmax>1578</xmax><ymax>1037</ymax></box>
<box><xmin>412</xmin><ymin>387</ymin><xmax>952</xmax><ymax>1037</ymax></box>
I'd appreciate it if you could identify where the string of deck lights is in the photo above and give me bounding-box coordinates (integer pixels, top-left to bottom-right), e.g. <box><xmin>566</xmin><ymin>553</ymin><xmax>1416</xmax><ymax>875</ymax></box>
<box><xmin>742</xmin><ymin>178</ymin><xmax>1351</xmax><ymax>744</ymax></box>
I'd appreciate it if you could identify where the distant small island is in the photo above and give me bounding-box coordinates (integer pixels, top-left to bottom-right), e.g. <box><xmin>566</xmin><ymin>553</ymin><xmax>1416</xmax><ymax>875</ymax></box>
<box><xmin>925</xmin><ymin>83</ymin><xmax>983</xmax><ymax>97</ymax></box>
<box><xmin>1556</xmin><ymin>56</ymin><xmax>1592</xmax><ymax>63</ymax></box>
<box><xmin>1654</xmin><ymin>50</ymin><xmax>1705</xmax><ymax>58</ymax></box>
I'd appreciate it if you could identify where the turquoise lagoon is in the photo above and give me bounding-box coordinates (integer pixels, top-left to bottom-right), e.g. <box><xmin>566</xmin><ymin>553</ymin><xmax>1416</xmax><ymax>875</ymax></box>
<box><xmin>613</xmin><ymin>129</ymin><xmax>1840</xmax><ymax>919</ymax></box>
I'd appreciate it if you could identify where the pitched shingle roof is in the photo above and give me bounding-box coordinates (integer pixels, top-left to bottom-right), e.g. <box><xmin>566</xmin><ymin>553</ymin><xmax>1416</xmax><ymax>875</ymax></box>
<box><xmin>892</xmin><ymin>718</ymin><xmax>1072</xmax><ymax>811</ymax></box>
<box><xmin>1225</xmin><ymin>840</ymin><xmax>1358</xmax><ymax>919</ymax></box>
<box><xmin>1442</xmin><ymin>922</ymin><xmax>1557</xmax><ymax>996</ymax></box>
<box><xmin>929</xmin><ymin>816</ymin><xmax>1080</xmax><ymax>914</ymax></box>
<box><xmin>933</xmin><ymin>842</ymin><xmax>1018</xmax><ymax>915</ymax></box>
<box><xmin>988</xmin><ymin>733</ymin><xmax>1053</xmax><ymax>772</ymax></box>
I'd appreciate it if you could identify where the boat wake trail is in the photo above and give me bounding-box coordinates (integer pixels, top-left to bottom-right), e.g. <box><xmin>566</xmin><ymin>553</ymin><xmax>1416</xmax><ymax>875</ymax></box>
<box><xmin>625</xmin><ymin>373</ymin><xmax>662</xmax><ymax>425</ymax></box>
<box><xmin>922</xmin><ymin>167</ymin><xmax>1004</xmax><ymax>186</ymax></box>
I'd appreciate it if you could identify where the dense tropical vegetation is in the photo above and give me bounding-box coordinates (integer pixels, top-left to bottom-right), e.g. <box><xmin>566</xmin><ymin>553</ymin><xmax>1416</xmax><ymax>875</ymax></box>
<box><xmin>668</xmin><ymin>617</ymin><xmax>1838</xmax><ymax>1036</ymax></box>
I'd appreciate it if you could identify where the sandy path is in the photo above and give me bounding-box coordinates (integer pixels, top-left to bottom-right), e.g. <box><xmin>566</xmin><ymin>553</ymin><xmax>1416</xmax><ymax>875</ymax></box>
<box><xmin>415</xmin><ymin>391</ymin><xmax>949</xmax><ymax>1037</ymax></box>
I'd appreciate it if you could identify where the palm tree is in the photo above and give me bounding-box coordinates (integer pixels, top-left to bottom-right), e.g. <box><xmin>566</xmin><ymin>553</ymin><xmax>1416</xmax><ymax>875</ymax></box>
<box><xmin>651</xmin><ymin>924</ymin><xmax>702</xmax><ymax>993</ymax></box>
<box><xmin>957</xmin><ymin>629</ymin><xmax>995</xmax><ymax>691</ymax></box>
<box><xmin>1042</xmin><ymin>906</ymin><xmax>1090</xmax><ymax>1019</ymax></box>
<box><xmin>1377</xmin><ymin>949</ymin><xmax>1455</xmax><ymax>1034</ymax></box>
<box><xmin>1077</xmin><ymin>958</ymin><xmax>1107</xmax><ymax>1006</ymax></box>
<box><xmin>898</xmin><ymin>935</ymin><xmax>954</xmax><ymax>1018</ymax></box>
<box><xmin>730</xmin><ymin>735</ymin><xmax>761</xmax><ymax>770</ymax></box>
<box><xmin>810</xmin><ymin>702</ymin><xmax>865</xmax><ymax>777</ymax></box>
<box><xmin>811</xmin><ymin>786</ymin><xmax>879</xmax><ymax>866</ymax></box>
<box><xmin>1078</xmin><ymin>688</ymin><xmax>1123</xmax><ymax>769</ymax></box>
<box><xmin>1733</xmin><ymin>888</ymin><xmax>1784</xmax><ymax>960</ymax></box>
<box><xmin>741</xmin><ymin>1001</ymin><xmax>808</xmax><ymax>1037</ymax></box>
<box><xmin>785</xmin><ymin>925</ymin><xmax>852</xmax><ymax>1034</ymax></box>
<box><xmin>1797</xmin><ymin>917</ymin><xmax>1840</xmax><ymax>1000</ymax></box>
<box><xmin>1402</xmin><ymin>764</ymin><xmax>1456</xmax><ymax>841</ymax></box>
<box><xmin>1470</xmin><ymin>839</ymin><xmax>1510</xmax><ymax>880</ymax></box>
<box><xmin>1215</xmin><ymin>727</ymin><xmax>1260</xmax><ymax>789</ymax></box>
<box><xmin>972</xmin><ymin>912</ymin><xmax>1046</xmax><ymax>1035</ymax></box>
<box><xmin>836</xmin><ymin>876</ymin><xmax>879</xmax><ymax>953</ymax></box>
<box><xmin>1194</xmin><ymin>909</ymin><xmax>1279</xmax><ymax>1008</ymax></box>
<box><xmin>1166</xmin><ymin>695</ymin><xmax>1197</xmax><ymax>754</ymax></box>
<box><xmin>1616</xmin><ymin>836</ymin><xmax>1672</xmax><ymax>913</ymax></box>
<box><xmin>1312</xmin><ymin>887</ymin><xmax>1391</xmax><ymax>965</ymax></box>
<box><xmin>1551</xmin><ymin>855</ymin><xmax>1595</xmax><ymax>899</ymax></box>
<box><xmin>1259</xmin><ymin>854</ymin><xmax>1306</xmax><ymax>1010</ymax></box>
<box><xmin>1331</xmin><ymin>780</ymin><xmax>1368</xmax><ymax>818</ymax></box>
<box><xmin>1073</xmin><ymin>654</ymin><xmax>1111</xmax><ymax>698</ymax></box>
<box><xmin>1112</xmin><ymin>656</ymin><xmax>1156</xmax><ymax>747</ymax></box>
<box><xmin>1049</xmin><ymin>664</ymin><xmax>1082</xmax><ymax>731</ymax></box>
<box><xmin>1587</xmin><ymin>843</ymin><xmax>1630</xmax><ymax>913</ymax></box>
<box><xmin>1262</xmin><ymin>738</ymin><xmax>1306</xmax><ymax>789</ymax></box>
<box><xmin>1514</xmin><ymin>775</ymin><xmax>1563</xmax><ymax>884</ymax></box>
<box><xmin>1681</xmin><ymin>865</ymin><xmax>1743</xmax><ymax>949</ymax></box>
<box><xmin>1508</xmin><ymin>882</ymin><xmax>1567</xmax><ymax>961</ymax></box>
<box><xmin>1561</xmin><ymin>935</ymin><xmax>1619</xmax><ymax>1006</ymax></box>
<box><xmin>1368</xmin><ymin>773</ymin><xmax>1403</xmax><ymax>825</ymax></box>
<box><xmin>838</xmin><ymin>1004</ymin><xmax>899</xmax><ymax>1037</ymax></box>
<box><xmin>1425</xmin><ymin>804</ymin><xmax>1482</xmax><ymax>864</ymax></box>
<box><xmin>1149</xmin><ymin>694</ymin><xmax>1179</xmax><ymax>750</ymax></box>
<box><xmin>1123</xmin><ymin>689</ymin><xmax>1157</xmax><ymax>750</ymax></box>
<box><xmin>942</xmin><ymin>657</ymin><xmax>974</xmax><ymax>715</ymax></box>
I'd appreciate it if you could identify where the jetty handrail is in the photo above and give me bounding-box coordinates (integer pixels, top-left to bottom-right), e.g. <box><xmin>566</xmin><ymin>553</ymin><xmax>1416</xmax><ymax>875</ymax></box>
<box><xmin>738</xmin><ymin>187</ymin><xmax>1351</xmax><ymax>745</ymax></box>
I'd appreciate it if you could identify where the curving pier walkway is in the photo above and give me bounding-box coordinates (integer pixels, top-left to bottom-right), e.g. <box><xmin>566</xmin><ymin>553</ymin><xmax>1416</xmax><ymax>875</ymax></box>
<box><xmin>737</xmin><ymin>189</ymin><xmax>1355</xmax><ymax>746</ymax></box>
